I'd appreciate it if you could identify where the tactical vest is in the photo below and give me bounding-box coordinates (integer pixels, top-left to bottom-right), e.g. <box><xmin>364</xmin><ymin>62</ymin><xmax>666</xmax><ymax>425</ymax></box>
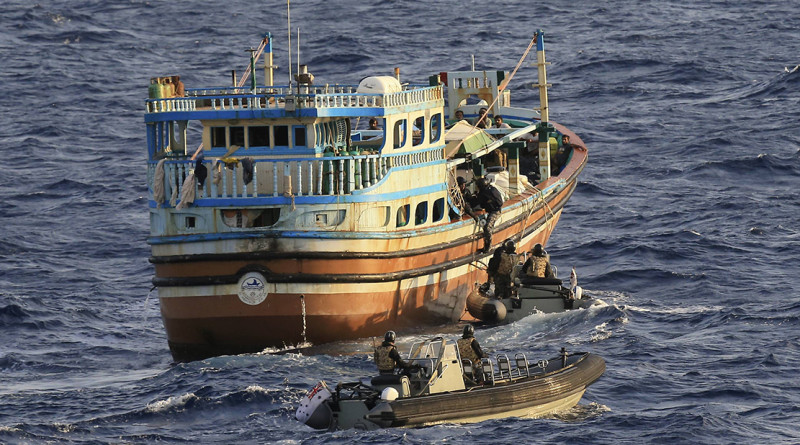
<box><xmin>527</xmin><ymin>256</ymin><xmax>548</xmax><ymax>278</ymax></box>
<box><xmin>374</xmin><ymin>345</ymin><xmax>395</xmax><ymax>372</ymax></box>
<box><xmin>457</xmin><ymin>338</ymin><xmax>480</xmax><ymax>364</ymax></box>
<box><xmin>497</xmin><ymin>252</ymin><xmax>516</xmax><ymax>276</ymax></box>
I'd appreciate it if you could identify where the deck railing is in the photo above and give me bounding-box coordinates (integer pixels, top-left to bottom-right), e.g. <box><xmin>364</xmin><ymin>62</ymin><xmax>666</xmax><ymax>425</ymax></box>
<box><xmin>145</xmin><ymin>84</ymin><xmax>443</xmax><ymax>114</ymax></box>
<box><xmin>148</xmin><ymin>148</ymin><xmax>444</xmax><ymax>206</ymax></box>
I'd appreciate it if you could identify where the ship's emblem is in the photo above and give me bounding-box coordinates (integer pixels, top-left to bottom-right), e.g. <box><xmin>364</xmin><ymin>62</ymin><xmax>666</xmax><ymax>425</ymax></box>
<box><xmin>237</xmin><ymin>272</ymin><xmax>269</xmax><ymax>305</ymax></box>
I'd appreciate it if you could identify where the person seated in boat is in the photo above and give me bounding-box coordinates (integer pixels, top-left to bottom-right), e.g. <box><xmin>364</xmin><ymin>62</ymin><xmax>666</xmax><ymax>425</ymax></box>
<box><xmin>522</xmin><ymin>243</ymin><xmax>554</xmax><ymax>279</ymax></box>
<box><xmin>554</xmin><ymin>134</ymin><xmax>575</xmax><ymax>174</ymax></box>
<box><xmin>457</xmin><ymin>324</ymin><xmax>488</xmax><ymax>382</ymax></box>
<box><xmin>368</xmin><ymin>118</ymin><xmax>380</xmax><ymax>131</ymax></box>
<box><xmin>475</xmin><ymin>177</ymin><xmax>504</xmax><ymax>253</ymax></box>
<box><xmin>374</xmin><ymin>331</ymin><xmax>413</xmax><ymax>375</ymax></box>
<box><xmin>454</xmin><ymin>109</ymin><xmax>466</xmax><ymax>121</ymax></box>
<box><xmin>450</xmin><ymin>176</ymin><xmax>479</xmax><ymax>222</ymax></box>
<box><xmin>486</xmin><ymin>239</ymin><xmax>518</xmax><ymax>299</ymax></box>
<box><xmin>475</xmin><ymin>108</ymin><xmax>492</xmax><ymax>128</ymax></box>
<box><xmin>492</xmin><ymin>115</ymin><xmax>511</xmax><ymax>129</ymax></box>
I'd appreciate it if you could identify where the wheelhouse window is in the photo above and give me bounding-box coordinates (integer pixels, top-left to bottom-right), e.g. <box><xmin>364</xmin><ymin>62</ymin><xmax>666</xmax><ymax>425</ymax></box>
<box><xmin>294</xmin><ymin>125</ymin><xmax>307</xmax><ymax>147</ymax></box>
<box><xmin>430</xmin><ymin>113</ymin><xmax>442</xmax><ymax>143</ymax></box>
<box><xmin>211</xmin><ymin>127</ymin><xmax>226</xmax><ymax>148</ymax></box>
<box><xmin>412</xmin><ymin>117</ymin><xmax>424</xmax><ymax>147</ymax></box>
<box><xmin>274</xmin><ymin>125</ymin><xmax>289</xmax><ymax>147</ymax></box>
<box><xmin>393</xmin><ymin>119</ymin><xmax>407</xmax><ymax>149</ymax></box>
<box><xmin>248</xmin><ymin>126</ymin><xmax>270</xmax><ymax>147</ymax></box>
<box><xmin>230</xmin><ymin>126</ymin><xmax>245</xmax><ymax>147</ymax></box>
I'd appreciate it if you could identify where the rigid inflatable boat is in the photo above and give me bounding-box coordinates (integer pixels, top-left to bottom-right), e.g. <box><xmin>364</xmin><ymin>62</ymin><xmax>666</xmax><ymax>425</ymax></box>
<box><xmin>296</xmin><ymin>337</ymin><xmax>605</xmax><ymax>430</ymax></box>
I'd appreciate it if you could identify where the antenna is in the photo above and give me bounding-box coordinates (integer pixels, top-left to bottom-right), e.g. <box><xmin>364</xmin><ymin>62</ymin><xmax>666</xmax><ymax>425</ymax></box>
<box><xmin>297</xmin><ymin>27</ymin><xmax>300</xmax><ymax>75</ymax></box>
<box><xmin>287</xmin><ymin>0</ymin><xmax>292</xmax><ymax>88</ymax></box>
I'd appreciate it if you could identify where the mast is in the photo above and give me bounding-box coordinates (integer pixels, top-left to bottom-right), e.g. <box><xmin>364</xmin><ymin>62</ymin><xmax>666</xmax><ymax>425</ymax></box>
<box><xmin>535</xmin><ymin>30</ymin><xmax>553</xmax><ymax>181</ymax></box>
<box><xmin>263</xmin><ymin>32</ymin><xmax>274</xmax><ymax>87</ymax></box>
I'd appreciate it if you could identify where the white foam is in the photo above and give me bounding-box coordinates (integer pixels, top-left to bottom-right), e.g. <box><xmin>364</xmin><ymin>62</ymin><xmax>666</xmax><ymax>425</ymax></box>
<box><xmin>145</xmin><ymin>393</ymin><xmax>197</xmax><ymax>413</ymax></box>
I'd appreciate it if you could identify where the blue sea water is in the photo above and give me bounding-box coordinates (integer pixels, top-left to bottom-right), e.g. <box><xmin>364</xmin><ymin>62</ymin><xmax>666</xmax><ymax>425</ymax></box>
<box><xmin>1</xmin><ymin>0</ymin><xmax>799</xmax><ymax>443</ymax></box>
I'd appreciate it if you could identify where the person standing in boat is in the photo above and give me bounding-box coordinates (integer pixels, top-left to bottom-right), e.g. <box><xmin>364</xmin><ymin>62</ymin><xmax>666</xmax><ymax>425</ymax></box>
<box><xmin>457</xmin><ymin>325</ymin><xmax>487</xmax><ymax>376</ymax></box>
<box><xmin>173</xmin><ymin>75</ymin><xmax>185</xmax><ymax>97</ymax></box>
<box><xmin>522</xmin><ymin>243</ymin><xmax>554</xmax><ymax>278</ymax></box>
<box><xmin>374</xmin><ymin>331</ymin><xmax>411</xmax><ymax>375</ymax></box>
<box><xmin>476</xmin><ymin>177</ymin><xmax>504</xmax><ymax>253</ymax></box>
<box><xmin>487</xmin><ymin>240</ymin><xmax>518</xmax><ymax>299</ymax></box>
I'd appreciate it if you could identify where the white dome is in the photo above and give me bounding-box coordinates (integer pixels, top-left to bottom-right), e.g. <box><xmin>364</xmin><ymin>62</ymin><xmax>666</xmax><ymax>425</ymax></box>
<box><xmin>357</xmin><ymin>76</ymin><xmax>402</xmax><ymax>95</ymax></box>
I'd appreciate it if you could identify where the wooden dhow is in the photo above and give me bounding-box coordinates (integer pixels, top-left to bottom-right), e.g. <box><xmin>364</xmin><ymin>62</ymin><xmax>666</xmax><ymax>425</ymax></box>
<box><xmin>144</xmin><ymin>30</ymin><xmax>588</xmax><ymax>361</ymax></box>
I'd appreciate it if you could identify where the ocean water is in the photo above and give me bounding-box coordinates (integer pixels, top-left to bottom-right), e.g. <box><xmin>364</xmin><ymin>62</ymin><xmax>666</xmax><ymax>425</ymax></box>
<box><xmin>1</xmin><ymin>0</ymin><xmax>799</xmax><ymax>443</ymax></box>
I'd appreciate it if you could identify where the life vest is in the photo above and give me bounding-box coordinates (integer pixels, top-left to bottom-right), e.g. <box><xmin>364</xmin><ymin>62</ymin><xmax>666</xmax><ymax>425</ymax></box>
<box><xmin>457</xmin><ymin>338</ymin><xmax>480</xmax><ymax>364</ymax></box>
<box><xmin>374</xmin><ymin>345</ymin><xmax>395</xmax><ymax>372</ymax></box>
<box><xmin>497</xmin><ymin>252</ymin><xmax>516</xmax><ymax>276</ymax></box>
<box><xmin>527</xmin><ymin>256</ymin><xmax>549</xmax><ymax>278</ymax></box>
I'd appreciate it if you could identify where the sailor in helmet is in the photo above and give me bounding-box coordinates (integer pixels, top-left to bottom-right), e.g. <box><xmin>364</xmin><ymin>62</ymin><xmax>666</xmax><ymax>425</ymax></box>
<box><xmin>486</xmin><ymin>239</ymin><xmax>518</xmax><ymax>299</ymax></box>
<box><xmin>475</xmin><ymin>176</ymin><xmax>504</xmax><ymax>253</ymax></box>
<box><xmin>374</xmin><ymin>331</ymin><xmax>411</xmax><ymax>375</ymax></box>
<box><xmin>522</xmin><ymin>243</ymin><xmax>554</xmax><ymax>278</ymax></box>
<box><xmin>457</xmin><ymin>325</ymin><xmax>488</xmax><ymax>381</ymax></box>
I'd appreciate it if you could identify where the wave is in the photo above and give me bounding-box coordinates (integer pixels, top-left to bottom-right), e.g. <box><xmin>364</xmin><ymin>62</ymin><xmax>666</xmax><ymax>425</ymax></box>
<box><xmin>686</xmin><ymin>152</ymin><xmax>800</xmax><ymax>180</ymax></box>
<box><xmin>711</xmin><ymin>64</ymin><xmax>800</xmax><ymax>103</ymax></box>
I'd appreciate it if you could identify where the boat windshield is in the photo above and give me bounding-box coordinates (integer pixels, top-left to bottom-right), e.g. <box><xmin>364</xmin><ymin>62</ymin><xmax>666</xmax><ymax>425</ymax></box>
<box><xmin>406</xmin><ymin>337</ymin><xmax>446</xmax><ymax>360</ymax></box>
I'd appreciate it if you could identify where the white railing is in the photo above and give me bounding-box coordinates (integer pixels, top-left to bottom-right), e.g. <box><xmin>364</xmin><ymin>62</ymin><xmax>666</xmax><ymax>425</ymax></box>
<box><xmin>149</xmin><ymin>149</ymin><xmax>444</xmax><ymax>206</ymax></box>
<box><xmin>145</xmin><ymin>84</ymin><xmax>443</xmax><ymax>114</ymax></box>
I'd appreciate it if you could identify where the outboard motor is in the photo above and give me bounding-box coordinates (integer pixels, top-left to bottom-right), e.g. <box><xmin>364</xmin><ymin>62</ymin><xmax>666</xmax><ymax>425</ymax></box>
<box><xmin>296</xmin><ymin>381</ymin><xmax>334</xmax><ymax>430</ymax></box>
<box><xmin>466</xmin><ymin>289</ymin><xmax>507</xmax><ymax>323</ymax></box>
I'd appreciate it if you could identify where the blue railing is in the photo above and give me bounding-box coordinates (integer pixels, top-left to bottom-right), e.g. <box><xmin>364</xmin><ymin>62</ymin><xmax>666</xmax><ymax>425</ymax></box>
<box><xmin>145</xmin><ymin>84</ymin><xmax>443</xmax><ymax>114</ymax></box>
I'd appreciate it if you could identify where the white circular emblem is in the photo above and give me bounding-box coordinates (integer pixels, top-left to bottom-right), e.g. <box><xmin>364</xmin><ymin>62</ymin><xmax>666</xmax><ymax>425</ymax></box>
<box><xmin>237</xmin><ymin>272</ymin><xmax>268</xmax><ymax>305</ymax></box>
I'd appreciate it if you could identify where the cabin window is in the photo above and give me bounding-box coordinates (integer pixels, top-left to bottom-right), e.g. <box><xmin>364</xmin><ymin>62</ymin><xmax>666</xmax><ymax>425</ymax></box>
<box><xmin>249</xmin><ymin>126</ymin><xmax>270</xmax><ymax>147</ymax></box>
<box><xmin>274</xmin><ymin>125</ymin><xmax>290</xmax><ymax>147</ymax></box>
<box><xmin>221</xmin><ymin>208</ymin><xmax>280</xmax><ymax>228</ymax></box>
<box><xmin>185</xmin><ymin>216</ymin><xmax>196</xmax><ymax>228</ymax></box>
<box><xmin>432</xmin><ymin>197</ymin><xmax>445</xmax><ymax>222</ymax></box>
<box><xmin>294</xmin><ymin>125</ymin><xmax>307</xmax><ymax>147</ymax></box>
<box><xmin>393</xmin><ymin>119</ymin><xmax>407</xmax><ymax>149</ymax></box>
<box><xmin>415</xmin><ymin>202</ymin><xmax>428</xmax><ymax>225</ymax></box>
<box><xmin>230</xmin><ymin>126</ymin><xmax>245</xmax><ymax>147</ymax></box>
<box><xmin>211</xmin><ymin>127</ymin><xmax>226</xmax><ymax>148</ymax></box>
<box><xmin>396</xmin><ymin>204</ymin><xmax>410</xmax><ymax>227</ymax></box>
<box><xmin>430</xmin><ymin>113</ymin><xmax>442</xmax><ymax>143</ymax></box>
<box><xmin>412</xmin><ymin>117</ymin><xmax>424</xmax><ymax>147</ymax></box>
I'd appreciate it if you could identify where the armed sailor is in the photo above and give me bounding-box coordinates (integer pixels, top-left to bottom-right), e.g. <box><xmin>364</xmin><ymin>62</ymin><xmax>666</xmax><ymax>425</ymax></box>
<box><xmin>374</xmin><ymin>331</ymin><xmax>412</xmax><ymax>375</ymax></box>
<box><xmin>457</xmin><ymin>325</ymin><xmax>488</xmax><ymax>383</ymax></box>
<box><xmin>486</xmin><ymin>239</ymin><xmax>518</xmax><ymax>299</ymax></box>
<box><xmin>475</xmin><ymin>177</ymin><xmax>504</xmax><ymax>253</ymax></box>
<box><xmin>522</xmin><ymin>243</ymin><xmax>554</xmax><ymax>278</ymax></box>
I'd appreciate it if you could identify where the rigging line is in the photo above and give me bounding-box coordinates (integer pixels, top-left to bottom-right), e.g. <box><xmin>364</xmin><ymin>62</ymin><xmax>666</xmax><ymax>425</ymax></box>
<box><xmin>450</xmin><ymin>32</ymin><xmax>539</xmax><ymax>156</ymax></box>
<box><xmin>237</xmin><ymin>38</ymin><xmax>268</xmax><ymax>88</ymax></box>
<box><xmin>515</xmin><ymin>181</ymin><xmax>555</xmax><ymax>244</ymax></box>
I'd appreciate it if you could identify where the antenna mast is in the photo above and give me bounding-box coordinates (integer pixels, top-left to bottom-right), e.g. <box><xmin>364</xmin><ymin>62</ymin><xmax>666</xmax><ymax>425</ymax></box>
<box><xmin>287</xmin><ymin>0</ymin><xmax>292</xmax><ymax>88</ymax></box>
